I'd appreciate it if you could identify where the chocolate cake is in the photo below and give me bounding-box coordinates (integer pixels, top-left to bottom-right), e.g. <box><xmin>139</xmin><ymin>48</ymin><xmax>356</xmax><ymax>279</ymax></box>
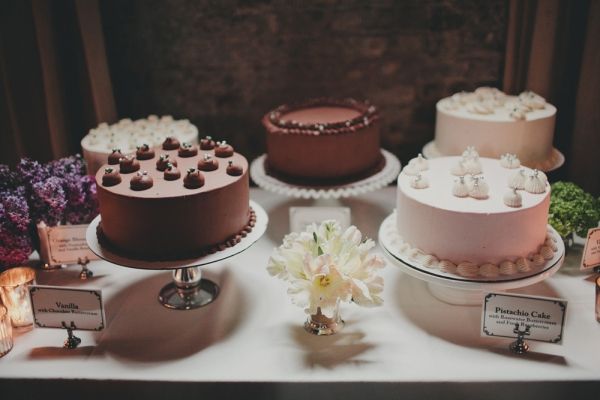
<box><xmin>262</xmin><ymin>98</ymin><xmax>382</xmax><ymax>184</ymax></box>
<box><xmin>95</xmin><ymin>138</ymin><xmax>254</xmax><ymax>261</ymax></box>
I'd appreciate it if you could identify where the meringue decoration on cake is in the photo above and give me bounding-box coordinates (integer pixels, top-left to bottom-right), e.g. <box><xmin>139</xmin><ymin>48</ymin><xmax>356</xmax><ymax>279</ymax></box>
<box><xmin>468</xmin><ymin>176</ymin><xmax>489</xmax><ymax>199</ymax></box>
<box><xmin>524</xmin><ymin>170</ymin><xmax>547</xmax><ymax>194</ymax></box>
<box><xmin>450</xmin><ymin>159</ymin><xmax>468</xmax><ymax>176</ymax></box>
<box><xmin>503</xmin><ymin>188</ymin><xmax>523</xmax><ymax>208</ymax></box>
<box><xmin>500</xmin><ymin>153</ymin><xmax>520</xmax><ymax>169</ymax></box>
<box><xmin>452</xmin><ymin>176</ymin><xmax>470</xmax><ymax>198</ymax></box>
<box><xmin>408</xmin><ymin>153</ymin><xmax>429</xmax><ymax>172</ymax></box>
<box><xmin>410</xmin><ymin>174</ymin><xmax>429</xmax><ymax>189</ymax></box>
<box><xmin>508</xmin><ymin>169</ymin><xmax>527</xmax><ymax>190</ymax></box>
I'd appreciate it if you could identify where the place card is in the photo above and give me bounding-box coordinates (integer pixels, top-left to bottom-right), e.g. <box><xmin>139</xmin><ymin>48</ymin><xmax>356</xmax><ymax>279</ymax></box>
<box><xmin>37</xmin><ymin>222</ymin><xmax>99</xmax><ymax>267</ymax></box>
<box><xmin>581</xmin><ymin>227</ymin><xmax>600</xmax><ymax>271</ymax></box>
<box><xmin>29</xmin><ymin>286</ymin><xmax>105</xmax><ymax>331</ymax></box>
<box><xmin>482</xmin><ymin>293</ymin><xmax>567</xmax><ymax>343</ymax></box>
<box><xmin>289</xmin><ymin>206</ymin><xmax>351</xmax><ymax>233</ymax></box>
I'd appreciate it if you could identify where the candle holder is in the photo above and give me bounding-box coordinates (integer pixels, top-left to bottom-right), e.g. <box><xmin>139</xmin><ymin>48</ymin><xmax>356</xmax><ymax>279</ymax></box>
<box><xmin>0</xmin><ymin>267</ymin><xmax>36</xmax><ymax>328</ymax></box>
<box><xmin>0</xmin><ymin>306</ymin><xmax>13</xmax><ymax>357</ymax></box>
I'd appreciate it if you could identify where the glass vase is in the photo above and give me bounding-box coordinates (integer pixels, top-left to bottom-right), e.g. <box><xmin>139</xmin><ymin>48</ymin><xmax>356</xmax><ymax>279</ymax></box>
<box><xmin>304</xmin><ymin>299</ymin><xmax>344</xmax><ymax>335</ymax></box>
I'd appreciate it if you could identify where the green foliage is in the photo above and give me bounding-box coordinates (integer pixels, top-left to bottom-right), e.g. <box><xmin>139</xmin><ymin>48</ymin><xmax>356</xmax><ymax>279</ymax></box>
<box><xmin>548</xmin><ymin>182</ymin><xmax>600</xmax><ymax>238</ymax></box>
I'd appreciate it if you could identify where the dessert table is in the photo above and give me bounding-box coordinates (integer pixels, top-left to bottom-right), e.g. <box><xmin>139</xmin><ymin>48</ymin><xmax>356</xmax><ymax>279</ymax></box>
<box><xmin>1</xmin><ymin>188</ymin><xmax>599</xmax><ymax>399</ymax></box>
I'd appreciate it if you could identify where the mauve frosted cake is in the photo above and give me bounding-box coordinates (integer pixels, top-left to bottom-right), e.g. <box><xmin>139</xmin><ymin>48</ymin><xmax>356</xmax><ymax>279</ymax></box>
<box><xmin>95</xmin><ymin>137</ymin><xmax>254</xmax><ymax>261</ymax></box>
<box><xmin>262</xmin><ymin>98</ymin><xmax>382</xmax><ymax>184</ymax></box>
<box><xmin>395</xmin><ymin>149</ymin><xmax>558</xmax><ymax>279</ymax></box>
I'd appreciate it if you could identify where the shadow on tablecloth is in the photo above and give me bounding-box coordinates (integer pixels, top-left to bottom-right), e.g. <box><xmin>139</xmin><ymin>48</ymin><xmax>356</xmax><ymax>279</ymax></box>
<box><xmin>90</xmin><ymin>266</ymin><xmax>248</xmax><ymax>362</ymax></box>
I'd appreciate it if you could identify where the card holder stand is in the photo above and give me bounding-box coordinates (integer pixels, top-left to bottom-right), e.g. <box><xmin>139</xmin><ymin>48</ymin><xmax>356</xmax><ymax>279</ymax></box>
<box><xmin>61</xmin><ymin>321</ymin><xmax>81</xmax><ymax>349</ymax></box>
<box><xmin>509</xmin><ymin>323</ymin><xmax>531</xmax><ymax>355</ymax></box>
<box><xmin>77</xmin><ymin>257</ymin><xmax>93</xmax><ymax>280</ymax></box>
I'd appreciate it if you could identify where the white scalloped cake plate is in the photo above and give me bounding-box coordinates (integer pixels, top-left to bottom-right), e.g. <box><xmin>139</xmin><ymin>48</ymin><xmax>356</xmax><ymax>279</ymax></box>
<box><xmin>249</xmin><ymin>149</ymin><xmax>401</xmax><ymax>199</ymax></box>
<box><xmin>86</xmin><ymin>200</ymin><xmax>268</xmax><ymax>270</ymax></box>
<box><xmin>422</xmin><ymin>141</ymin><xmax>565</xmax><ymax>173</ymax></box>
<box><xmin>378</xmin><ymin>211</ymin><xmax>565</xmax><ymax>289</ymax></box>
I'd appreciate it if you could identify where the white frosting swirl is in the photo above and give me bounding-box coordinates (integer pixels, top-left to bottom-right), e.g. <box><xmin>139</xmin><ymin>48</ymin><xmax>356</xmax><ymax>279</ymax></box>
<box><xmin>466</xmin><ymin>101</ymin><xmax>494</xmax><ymax>115</ymax></box>
<box><xmin>450</xmin><ymin>160</ymin><xmax>468</xmax><ymax>176</ymax></box>
<box><xmin>457</xmin><ymin>262</ymin><xmax>479</xmax><ymax>277</ymax></box>
<box><xmin>518</xmin><ymin>90</ymin><xmax>546</xmax><ymax>110</ymax></box>
<box><xmin>408</xmin><ymin>153</ymin><xmax>429</xmax><ymax>172</ymax></box>
<box><xmin>410</xmin><ymin>174</ymin><xmax>429</xmax><ymax>189</ymax></box>
<box><xmin>468</xmin><ymin>177</ymin><xmax>489</xmax><ymax>199</ymax></box>
<box><xmin>452</xmin><ymin>176</ymin><xmax>470</xmax><ymax>198</ymax></box>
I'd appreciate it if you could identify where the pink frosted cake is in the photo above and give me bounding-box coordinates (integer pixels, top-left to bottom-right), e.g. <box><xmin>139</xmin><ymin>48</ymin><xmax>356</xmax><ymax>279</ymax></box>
<box><xmin>432</xmin><ymin>87</ymin><xmax>558</xmax><ymax>171</ymax></box>
<box><xmin>395</xmin><ymin>149</ymin><xmax>558</xmax><ymax>279</ymax></box>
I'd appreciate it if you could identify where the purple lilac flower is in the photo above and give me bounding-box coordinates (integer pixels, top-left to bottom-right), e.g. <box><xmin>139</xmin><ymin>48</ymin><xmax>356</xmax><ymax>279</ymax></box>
<box><xmin>0</xmin><ymin>190</ymin><xmax>30</xmax><ymax>233</ymax></box>
<box><xmin>30</xmin><ymin>176</ymin><xmax>67</xmax><ymax>226</ymax></box>
<box><xmin>0</xmin><ymin>164</ymin><xmax>20</xmax><ymax>189</ymax></box>
<box><xmin>16</xmin><ymin>158</ymin><xmax>49</xmax><ymax>186</ymax></box>
<box><xmin>0</xmin><ymin>229</ymin><xmax>33</xmax><ymax>268</ymax></box>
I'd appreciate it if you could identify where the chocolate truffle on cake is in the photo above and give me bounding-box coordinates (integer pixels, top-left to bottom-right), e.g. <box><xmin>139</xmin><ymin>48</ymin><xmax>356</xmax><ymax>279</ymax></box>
<box><xmin>226</xmin><ymin>160</ymin><xmax>243</xmax><ymax>176</ymax></box>
<box><xmin>101</xmin><ymin>167</ymin><xmax>121</xmax><ymax>186</ymax></box>
<box><xmin>130</xmin><ymin>171</ymin><xmax>153</xmax><ymax>191</ymax></box>
<box><xmin>119</xmin><ymin>155</ymin><xmax>140</xmax><ymax>173</ymax></box>
<box><xmin>162</xmin><ymin>136</ymin><xmax>180</xmax><ymax>150</ymax></box>
<box><xmin>178</xmin><ymin>142</ymin><xmax>198</xmax><ymax>158</ymax></box>
<box><xmin>262</xmin><ymin>98</ymin><xmax>381</xmax><ymax>183</ymax></box>
<box><xmin>156</xmin><ymin>154</ymin><xmax>177</xmax><ymax>171</ymax></box>
<box><xmin>108</xmin><ymin>149</ymin><xmax>124</xmax><ymax>165</ymax></box>
<box><xmin>136</xmin><ymin>144</ymin><xmax>155</xmax><ymax>160</ymax></box>
<box><xmin>183</xmin><ymin>168</ymin><xmax>205</xmax><ymax>189</ymax></box>
<box><xmin>215</xmin><ymin>141</ymin><xmax>234</xmax><ymax>158</ymax></box>
<box><xmin>198</xmin><ymin>153</ymin><xmax>219</xmax><ymax>171</ymax></box>
<box><xmin>163</xmin><ymin>163</ymin><xmax>181</xmax><ymax>181</ymax></box>
<box><xmin>200</xmin><ymin>136</ymin><xmax>216</xmax><ymax>150</ymax></box>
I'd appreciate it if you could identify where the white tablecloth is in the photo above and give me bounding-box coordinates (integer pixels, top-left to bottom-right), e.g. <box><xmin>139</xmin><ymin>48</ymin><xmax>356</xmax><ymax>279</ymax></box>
<box><xmin>1</xmin><ymin>188</ymin><xmax>599</xmax><ymax>399</ymax></box>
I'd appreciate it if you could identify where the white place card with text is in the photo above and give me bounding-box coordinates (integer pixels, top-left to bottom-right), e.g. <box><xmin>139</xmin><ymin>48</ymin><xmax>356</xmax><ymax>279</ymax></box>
<box><xmin>29</xmin><ymin>285</ymin><xmax>105</xmax><ymax>331</ymax></box>
<box><xmin>38</xmin><ymin>223</ymin><xmax>99</xmax><ymax>266</ymax></box>
<box><xmin>289</xmin><ymin>206</ymin><xmax>351</xmax><ymax>233</ymax></box>
<box><xmin>482</xmin><ymin>293</ymin><xmax>567</xmax><ymax>343</ymax></box>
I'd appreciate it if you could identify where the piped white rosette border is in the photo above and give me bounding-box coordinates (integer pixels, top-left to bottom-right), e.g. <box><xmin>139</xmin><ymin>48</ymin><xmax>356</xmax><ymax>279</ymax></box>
<box><xmin>249</xmin><ymin>150</ymin><xmax>401</xmax><ymax>199</ymax></box>
<box><xmin>422</xmin><ymin>141</ymin><xmax>565</xmax><ymax>173</ymax></box>
<box><xmin>86</xmin><ymin>200</ymin><xmax>268</xmax><ymax>271</ymax></box>
<box><xmin>378</xmin><ymin>211</ymin><xmax>565</xmax><ymax>285</ymax></box>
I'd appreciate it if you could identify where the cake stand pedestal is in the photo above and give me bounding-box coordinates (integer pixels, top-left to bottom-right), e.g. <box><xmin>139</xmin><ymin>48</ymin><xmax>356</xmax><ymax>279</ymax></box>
<box><xmin>378</xmin><ymin>212</ymin><xmax>565</xmax><ymax>306</ymax></box>
<box><xmin>86</xmin><ymin>201</ymin><xmax>268</xmax><ymax>310</ymax></box>
<box><xmin>249</xmin><ymin>149</ymin><xmax>401</xmax><ymax>200</ymax></box>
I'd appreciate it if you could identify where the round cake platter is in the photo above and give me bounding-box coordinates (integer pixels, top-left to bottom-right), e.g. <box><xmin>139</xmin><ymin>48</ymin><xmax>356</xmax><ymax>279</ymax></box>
<box><xmin>422</xmin><ymin>141</ymin><xmax>565</xmax><ymax>173</ymax></box>
<box><xmin>249</xmin><ymin>149</ymin><xmax>401</xmax><ymax>200</ymax></box>
<box><xmin>378</xmin><ymin>212</ymin><xmax>565</xmax><ymax>306</ymax></box>
<box><xmin>86</xmin><ymin>200</ymin><xmax>268</xmax><ymax>310</ymax></box>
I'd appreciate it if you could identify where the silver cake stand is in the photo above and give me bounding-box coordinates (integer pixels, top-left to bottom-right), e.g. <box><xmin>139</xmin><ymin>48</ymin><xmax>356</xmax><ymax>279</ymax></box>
<box><xmin>378</xmin><ymin>212</ymin><xmax>565</xmax><ymax>305</ymax></box>
<box><xmin>86</xmin><ymin>200</ymin><xmax>268</xmax><ymax>310</ymax></box>
<box><xmin>250</xmin><ymin>149</ymin><xmax>401</xmax><ymax>200</ymax></box>
<box><xmin>422</xmin><ymin>141</ymin><xmax>565</xmax><ymax>172</ymax></box>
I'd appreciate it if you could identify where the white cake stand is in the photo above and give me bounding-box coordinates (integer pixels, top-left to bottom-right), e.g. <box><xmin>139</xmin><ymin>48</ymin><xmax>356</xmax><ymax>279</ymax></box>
<box><xmin>249</xmin><ymin>149</ymin><xmax>401</xmax><ymax>199</ymax></box>
<box><xmin>422</xmin><ymin>141</ymin><xmax>565</xmax><ymax>172</ymax></box>
<box><xmin>378</xmin><ymin>212</ymin><xmax>565</xmax><ymax>305</ymax></box>
<box><xmin>86</xmin><ymin>201</ymin><xmax>268</xmax><ymax>310</ymax></box>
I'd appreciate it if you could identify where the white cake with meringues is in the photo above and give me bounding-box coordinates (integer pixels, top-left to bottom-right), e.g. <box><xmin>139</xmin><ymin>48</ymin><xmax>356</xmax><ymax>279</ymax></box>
<box><xmin>394</xmin><ymin>147</ymin><xmax>561</xmax><ymax>280</ymax></box>
<box><xmin>424</xmin><ymin>87</ymin><xmax>562</xmax><ymax>171</ymax></box>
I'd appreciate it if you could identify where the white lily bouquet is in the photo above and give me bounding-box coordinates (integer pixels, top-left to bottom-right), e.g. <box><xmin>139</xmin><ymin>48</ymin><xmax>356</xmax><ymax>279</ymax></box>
<box><xmin>267</xmin><ymin>220</ymin><xmax>385</xmax><ymax>335</ymax></box>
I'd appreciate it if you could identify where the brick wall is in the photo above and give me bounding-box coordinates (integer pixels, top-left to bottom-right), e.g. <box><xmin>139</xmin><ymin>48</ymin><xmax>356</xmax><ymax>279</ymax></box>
<box><xmin>101</xmin><ymin>0</ymin><xmax>508</xmax><ymax>165</ymax></box>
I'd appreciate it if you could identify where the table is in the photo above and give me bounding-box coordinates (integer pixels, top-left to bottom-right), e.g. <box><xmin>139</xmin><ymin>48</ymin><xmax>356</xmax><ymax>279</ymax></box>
<box><xmin>1</xmin><ymin>188</ymin><xmax>599</xmax><ymax>399</ymax></box>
